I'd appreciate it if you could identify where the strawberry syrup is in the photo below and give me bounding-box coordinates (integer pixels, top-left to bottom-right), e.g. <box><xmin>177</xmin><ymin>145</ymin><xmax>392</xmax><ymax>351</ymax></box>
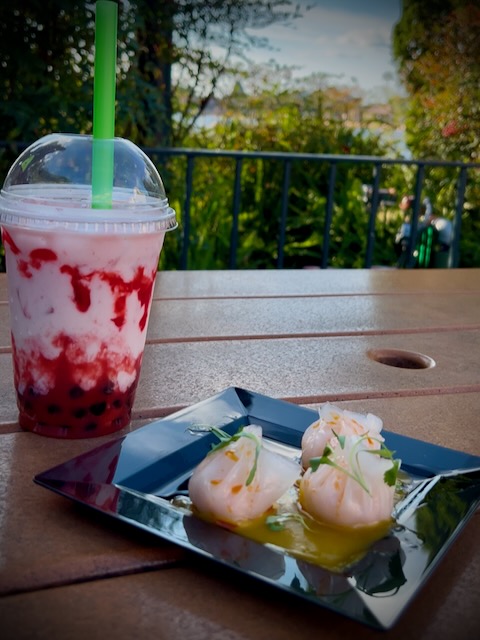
<box><xmin>4</xmin><ymin>229</ymin><xmax>157</xmax><ymax>438</ymax></box>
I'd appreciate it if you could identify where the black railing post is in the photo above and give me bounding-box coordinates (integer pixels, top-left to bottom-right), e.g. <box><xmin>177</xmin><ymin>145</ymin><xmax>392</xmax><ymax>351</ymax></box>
<box><xmin>277</xmin><ymin>160</ymin><xmax>292</xmax><ymax>269</ymax></box>
<box><xmin>451</xmin><ymin>166</ymin><xmax>467</xmax><ymax>268</ymax></box>
<box><xmin>180</xmin><ymin>155</ymin><xmax>194</xmax><ymax>270</ymax></box>
<box><xmin>365</xmin><ymin>163</ymin><xmax>382</xmax><ymax>268</ymax></box>
<box><xmin>321</xmin><ymin>162</ymin><xmax>337</xmax><ymax>269</ymax></box>
<box><xmin>405</xmin><ymin>164</ymin><xmax>425</xmax><ymax>268</ymax></box>
<box><xmin>229</xmin><ymin>158</ymin><xmax>243</xmax><ymax>269</ymax></box>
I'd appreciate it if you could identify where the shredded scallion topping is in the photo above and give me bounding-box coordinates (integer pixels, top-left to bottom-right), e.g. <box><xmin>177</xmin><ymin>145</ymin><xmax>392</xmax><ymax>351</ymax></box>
<box><xmin>208</xmin><ymin>426</ymin><xmax>262</xmax><ymax>486</ymax></box>
<box><xmin>309</xmin><ymin>433</ymin><xmax>400</xmax><ymax>495</ymax></box>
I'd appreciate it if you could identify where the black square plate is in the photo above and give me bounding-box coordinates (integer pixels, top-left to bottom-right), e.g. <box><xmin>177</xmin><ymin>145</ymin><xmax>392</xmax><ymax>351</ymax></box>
<box><xmin>34</xmin><ymin>387</ymin><xmax>480</xmax><ymax>629</ymax></box>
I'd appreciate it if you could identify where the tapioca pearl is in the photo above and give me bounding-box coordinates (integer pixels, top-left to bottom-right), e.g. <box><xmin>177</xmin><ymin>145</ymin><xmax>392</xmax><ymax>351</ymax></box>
<box><xmin>47</xmin><ymin>404</ymin><xmax>62</xmax><ymax>414</ymax></box>
<box><xmin>103</xmin><ymin>381</ymin><xmax>115</xmax><ymax>395</ymax></box>
<box><xmin>70</xmin><ymin>386</ymin><xmax>84</xmax><ymax>399</ymax></box>
<box><xmin>85</xmin><ymin>422</ymin><xmax>97</xmax><ymax>431</ymax></box>
<box><xmin>89</xmin><ymin>401</ymin><xmax>106</xmax><ymax>416</ymax></box>
<box><xmin>73</xmin><ymin>407</ymin><xmax>87</xmax><ymax>419</ymax></box>
<box><xmin>112</xmin><ymin>399</ymin><xmax>122</xmax><ymax>409</ymax></box>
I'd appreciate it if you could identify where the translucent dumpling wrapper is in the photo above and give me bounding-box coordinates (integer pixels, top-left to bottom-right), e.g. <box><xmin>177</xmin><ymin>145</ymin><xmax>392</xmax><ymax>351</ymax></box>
<box><xmin>299</xmin><ymin>432</ymin><xmax>399</xmax><ymax>528</ymax></box>
<box><xmin>188</xmin><ymin>425</ymin><xmax>301</xmax><ymax>526</ymax></box>
<box><xmin>301</xmin><ymin>403</ymin><xmax>384</xmax><ymax>469</ymax></box>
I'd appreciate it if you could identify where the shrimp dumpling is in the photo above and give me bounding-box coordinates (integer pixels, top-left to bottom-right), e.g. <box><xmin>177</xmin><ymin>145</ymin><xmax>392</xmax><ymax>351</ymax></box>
<box><xmin>299</xmin><ymin>432</ymin><xmax>399</xmax><ymax>528</ymax></box>
<box><xmin>189</xmin><ymin>425</ymin><xmax>301</xmax><ymax>526</ymax></box>
<box><xmin>301</xmin><ymin>403</ymin><xmax>384</xmax><ymax>469</ymax></box>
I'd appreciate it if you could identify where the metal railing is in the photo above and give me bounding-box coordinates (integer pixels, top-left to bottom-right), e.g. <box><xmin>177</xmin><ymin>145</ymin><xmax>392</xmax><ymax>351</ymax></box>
<box><xmin>147</xmin><ymin>148</ymin><xmax>479</xmax><ymax>270</ymax></box>
<box><xmin>1</xmin><ymin>141</ymin><xmax>479</xmax><ymax>270</ymax></box>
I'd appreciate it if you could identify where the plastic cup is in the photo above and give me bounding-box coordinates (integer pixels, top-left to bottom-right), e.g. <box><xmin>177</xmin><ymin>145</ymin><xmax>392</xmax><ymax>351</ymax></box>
<box><xmin>0</xmin><ymin>133</ymin><xmax>176</xmax><ymax>438</ymax></box>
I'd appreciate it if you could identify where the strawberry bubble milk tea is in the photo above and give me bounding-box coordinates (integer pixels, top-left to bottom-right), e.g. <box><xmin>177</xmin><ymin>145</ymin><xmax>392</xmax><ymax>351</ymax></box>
<box><xmin>0</xmin><ymin>2</ymin><xmax>176</xmax><ymax>438</ymax></box>
<box><xmin>0</xmin><ymin>133</ymin><xmax>176</xmax><ymax>438</ymax></box>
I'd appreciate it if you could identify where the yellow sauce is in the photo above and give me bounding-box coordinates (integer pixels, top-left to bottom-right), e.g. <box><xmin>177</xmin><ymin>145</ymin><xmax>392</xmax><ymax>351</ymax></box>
<box><xmin>188</xmin><ymin>489</ymin><xmax>393</xmax><ymax>572</ymax></box>
<box><xmin>239</xmin><ymin>503</ymin><xmax>392</xmax><ymax>572</ymax></box>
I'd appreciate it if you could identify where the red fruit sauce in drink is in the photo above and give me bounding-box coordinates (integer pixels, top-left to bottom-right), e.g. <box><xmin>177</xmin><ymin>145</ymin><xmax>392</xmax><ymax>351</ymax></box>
<box><xmin>13</xmin><ymin>335</ymin><xmax>142</xmax><ymax>438</ymax></box>
<box><xmin>3</xmin><ymin>227</ymin><xmax>159</xmax><ymax>438</ymax></box>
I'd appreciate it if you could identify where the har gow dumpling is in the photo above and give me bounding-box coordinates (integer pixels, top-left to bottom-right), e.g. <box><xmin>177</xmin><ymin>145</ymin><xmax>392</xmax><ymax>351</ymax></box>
<box><xmin>188</xmin><ymin>425</ymin><xmax>301</xmax><ymax>526</ymax></box>
<box><xmin>299</xmin><ymin>431</ymin><xmax>400</xmax><ymax>528</ymax></box>
<box><xmin>301</xmin><ymin>403</ymin><xmax>384</xmax><ymax>469</ymax></box>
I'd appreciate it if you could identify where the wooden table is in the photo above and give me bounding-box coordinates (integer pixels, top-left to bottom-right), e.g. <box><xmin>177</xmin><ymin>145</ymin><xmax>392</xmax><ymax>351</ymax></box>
<box><xmin>1</xmin><ymin>269</ymin><xmax>479</xmax><ymax>639</ymax></box>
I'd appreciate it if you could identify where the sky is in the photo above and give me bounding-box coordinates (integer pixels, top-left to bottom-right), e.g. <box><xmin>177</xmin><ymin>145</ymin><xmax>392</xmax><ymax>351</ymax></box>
<box><xmin>245</xmin><ymin>0</ymin><xmax>403</xmax><ymax>95</ymax></box>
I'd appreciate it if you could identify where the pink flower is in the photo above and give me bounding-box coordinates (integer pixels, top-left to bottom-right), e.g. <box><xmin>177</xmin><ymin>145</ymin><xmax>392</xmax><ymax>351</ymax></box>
<box><xmin>441</xmin><ymin>120</ymin><xmax>459</xmax><ymax>137</ymax></box>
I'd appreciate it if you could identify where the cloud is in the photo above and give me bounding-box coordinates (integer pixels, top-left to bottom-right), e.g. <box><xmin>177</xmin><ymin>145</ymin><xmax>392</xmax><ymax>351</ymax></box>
<box><xmin>337</xmin><ymin>28</ymin><xmax>391</xmax><ymax>49</ymax></box>
<box><xmin>243</xmin><ymin>1</ymin><xmax>402</xmax><ymax>90</ymax></box>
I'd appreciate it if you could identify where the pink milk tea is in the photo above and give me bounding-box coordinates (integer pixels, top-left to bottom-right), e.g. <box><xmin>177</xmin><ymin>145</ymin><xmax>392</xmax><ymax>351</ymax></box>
<box><xmin>0</xmin><ymin>134</ymin><xmax>176</xmax><ymax>438</ymax></box>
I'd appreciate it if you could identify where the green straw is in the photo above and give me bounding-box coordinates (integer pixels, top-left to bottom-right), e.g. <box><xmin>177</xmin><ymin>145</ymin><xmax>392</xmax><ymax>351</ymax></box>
<box><xmin>92</xmin><ymin>0</ymin><xmax>118</xmax><ymax>209</ymax></box>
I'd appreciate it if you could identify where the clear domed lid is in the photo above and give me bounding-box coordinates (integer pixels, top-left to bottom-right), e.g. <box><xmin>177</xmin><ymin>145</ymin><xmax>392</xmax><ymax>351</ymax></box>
<box><xmin>0</xmin><ymin>134</ymin><xmax>177</xmax><ymax>233</ymax></box>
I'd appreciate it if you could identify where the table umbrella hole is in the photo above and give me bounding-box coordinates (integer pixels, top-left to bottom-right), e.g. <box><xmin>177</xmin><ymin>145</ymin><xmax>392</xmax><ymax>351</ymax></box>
<box><xmin>367</xmin><ymin>349</ymin><xmax>435</xmax><ymax>370</ymax></box>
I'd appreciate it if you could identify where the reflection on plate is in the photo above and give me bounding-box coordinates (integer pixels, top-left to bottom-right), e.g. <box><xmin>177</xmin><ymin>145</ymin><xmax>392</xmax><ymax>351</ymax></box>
<box><xmin>34</xmin><ymin>387</ymin><xmax>480</xmax><ymax>629</ymax></box>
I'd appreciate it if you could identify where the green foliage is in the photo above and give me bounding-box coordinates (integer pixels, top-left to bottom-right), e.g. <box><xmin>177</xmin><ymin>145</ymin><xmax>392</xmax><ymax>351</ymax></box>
<box><xmin>393</xmin><ymin>0</ymin><xmax>480</xmax><ymax>163</ymax></box>
<box><xmin>391</xmin><ymin>0</ymin><xmax>480</xmax><ymax>269</ymax></box>
<box><xmin>0</xmin><ymin>1</ymin><xmax>301</xmax><ymax>149</ymax></box>
<box><xmin>158</xmin><ymin>85</ymin><xmax>408</xmax><ymax>270</ymax></box>
<box><xmin>414</xmin><ymin>475</ymin><xmax>474</xmax><ymax>562</ymax></box>
<box><xmin>0</xmin><ymin>2</ymin><xmax>95</xmax><ymax>141</ymax></box>
<box><xmin>457</xmin><ymin>175</ymin><xmax>480</xmax><ymax>267</ymax></box>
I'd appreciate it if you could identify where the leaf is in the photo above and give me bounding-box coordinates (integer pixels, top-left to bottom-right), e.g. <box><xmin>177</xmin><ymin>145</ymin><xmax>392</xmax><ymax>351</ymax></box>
<box><xmin>372</xmin><ymin>447</ymin><xmax>396</xmax><ymax>460</ymax></box>
<box><xmin>309</xmin><ymin>434</ymin><xmax>401</xmax><ymax>495</ymax></box>
<box><xmin>384</xmin><ymin>459</ymin><xmax>401</xmax><ymax>487</ymax></box>
<box><xmin>309</xmin><ymin>451</ymin><xmax>335</xmax><ymax>472</ymax></box>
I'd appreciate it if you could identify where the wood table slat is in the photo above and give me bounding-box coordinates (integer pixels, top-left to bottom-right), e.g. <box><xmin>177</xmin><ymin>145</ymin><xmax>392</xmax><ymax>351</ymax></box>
<box><xmin>151</xmin><ymin>269</ymin><xmax>480</xmax><ymax>299</ymax></box>
<box><xmin>2</xmin><ymin>269</ymin><xmax>480</xmax><ymax>307</ymax></box>
<box><xmin>1</xmin><ymin>269</ymin><xmax>479</xmax><ymax>639</ymax></box>
<box><xmin>144</xmin><ymin>292</ymin><xmax>480</xmax><ymax>341</ymax></box>
<box><xmin>2</xmin><ymin>291</ymin><xmax>479</xmax><ymax>351</ymax></box>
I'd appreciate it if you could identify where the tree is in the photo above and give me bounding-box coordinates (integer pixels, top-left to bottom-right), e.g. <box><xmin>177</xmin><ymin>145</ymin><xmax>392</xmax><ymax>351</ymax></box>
<box><xmin>393</xmin><ymin>0</ymin><xmax>480</xmax><ymax>269</ymax></box>
<box><xmin>0</xmin><ymin>0</ymin><xmax>301</xmax><ymax>147</ymax></box>
<box><xmin>0</xmin><ymin>1</ymin><xmax>95</xmax><ymax>141</ymax></box>
<box><xmin>392</xmin><ymin>0</ymin><xmax>480</xmax><ymax>162</ymax></box>
<box><xmin>162</xmin><ymin>63</ymin><xmax>400</xmax><ymax>271</ymax></box>
<box><xmin>117</xmin><ymin>0</ymin><xmax>302</xmax><ymax>146</ymax></box>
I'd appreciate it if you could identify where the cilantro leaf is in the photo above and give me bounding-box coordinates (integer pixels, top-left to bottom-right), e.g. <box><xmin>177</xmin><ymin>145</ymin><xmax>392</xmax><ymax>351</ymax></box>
<box><xmin>308</xmin><ymin>434</ymin><xmax>401</xmax><ymax>495</ymax></box>
<box><xmin>384</xmin><ymin>459</ymin><xmax>401</xmax><ymax>487</ymax></box>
